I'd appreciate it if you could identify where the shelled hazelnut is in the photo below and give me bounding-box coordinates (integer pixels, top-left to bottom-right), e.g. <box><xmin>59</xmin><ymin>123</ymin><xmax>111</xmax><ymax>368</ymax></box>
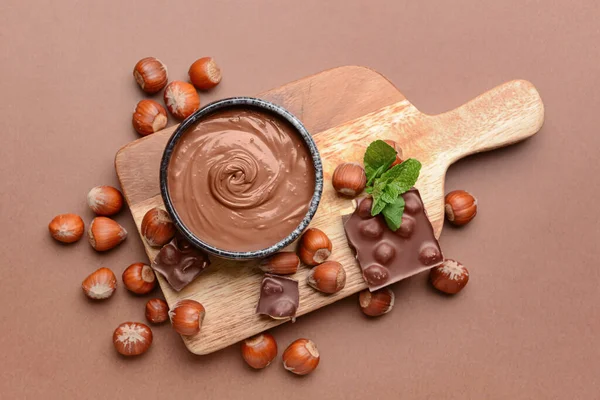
<box><xmin>113</xmin><ymin>322</ymin><xmax>153</xmax><ymax>356</ymax></box>
<box><xmin>332</xmin><ymin>162</ymin><xmax>367</xmax><ymax>197</ymax></box>
<box><xmin>169</xmin><ymin>299</ymin><xmax>205</xmax><ymax>336</ymax></box>
<box><xmin>122</xmin><ymin>263</ymin><xmax>156</xmax><ymax>295</ymax></box>
<box><xmin>241</xmin><ymin>333</ymin><xmax>278</xmax><ymax>369</ymax></box>
<box><xmin>145</xmin><ymin>298</ymin><xmax>169</xmax><ymax>324</ymax></box>
<box><xmin>282</xmin><ymin>339</ymin><xmax>320</xmax><ymax>376</ymax></box>
<box><xmin>87</xmin><ymin>186</ymin><xmax>123</xmax><ymax>216</ymax></box>
<box><xmin>48</xmin><ymin>213</ymin><xmax>84</xmax><ymax>243</ymax></box>
<box><xmin>82</xmin><ymin>267</ymin><xmax>117</xmax><ymax>300</ymax></box>
<box><xmin>141</xmin><ymin>207</ymin><xmax>175</xmax><ymax>247</ymax></box>
<box><xmin>132</xmin><ymin>100</ymin><xmax>168</xmax><ymax>136</ymax></box>
<box><xmin>307</xmin><ymin>261</ymin><xmax>346</xmax><ymax>294</ymax></box>
<box><xmin>298</xmin><ymin>228</ymin><xmax>332</xmax><ymax>266</ymax></box>
<box><xmin>163</xmin><ymin>81</ymin><xmax>200</xmax><ymax>119</ymax></box>
<box><xmin>445</xmin><ymin>190</ymin><xmax>477</xmax><ymax>226</ymax></box>
<box><xmin>259</xmin><ymin>252</ymin><xmax>300</xmax><ymax>275</ymax></box>
<box><xmin>358</xmin><ymin>288</ymin><xmax>394</xmax><ymax>316</ymax></box>
<box><xmin>133</xmin><ymin>57</ymin><xmax>168</xmax><ymax>94</ymax></box>
<box><xmin>87</xmin><ymin>217</ymin><xmax>127</xmax><ymax>251</ymax></box>
<box><xmin>430</xmin><ymin>259</ymin><xmax>469</xmax><ymax>294</ymax></box>
<box><xmin>188</xmin><ymin>57</ymin><xmax>222</xmax><ymax>90</ymax></box>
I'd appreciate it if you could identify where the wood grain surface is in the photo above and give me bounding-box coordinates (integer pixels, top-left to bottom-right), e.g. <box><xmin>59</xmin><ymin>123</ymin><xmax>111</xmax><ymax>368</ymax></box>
<box><xmin>115</xmin><ymin>66</ymin><xmax>544</xmax><ymax>354</ymax></box>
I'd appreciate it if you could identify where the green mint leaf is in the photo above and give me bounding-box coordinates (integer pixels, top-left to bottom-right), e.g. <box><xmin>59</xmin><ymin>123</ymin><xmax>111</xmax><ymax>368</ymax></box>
<box><xmin>378</xmin><ymin>158</ymin><xmax>422</xmax><ymax>194</ymax></box>
<box><xmin>364</xmin><ymin>140</ymin><xmax>397</xmax><ymax>184</ymax></box>
<box><xmin>382</xmin><ymin>184</ymin><xmax>399</xmax><ymax>202</ymax></box>
<box><xmin>371</xmin><ymin>196</ymin><xmax>388</xmax><ymax>216</ymax></box>
<box><xmin>365</xmin><ymin>186</ymin><xmax>373</xmax><ymax>194</ymax></box>
<box><xmin>381</xmin><ymin>197</ymin><xmax>405</xmax><ymax>231</ymax></box>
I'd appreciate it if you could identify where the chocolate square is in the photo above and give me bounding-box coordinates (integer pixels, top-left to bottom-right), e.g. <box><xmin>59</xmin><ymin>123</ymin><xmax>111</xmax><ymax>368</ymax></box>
<box><xmin>152</xmin><ymin>234</ymin><xmax>211</xmax><ymax>291</ymax></box>
<box><xmin>256</xmin><ymin>274</ymin><xmax>299</xmax><ymax>320</ymax></box>
<box><xmin>344</xmin><ymin>188</ymin><xmax>443</xmax><ymax>291</ymax></box>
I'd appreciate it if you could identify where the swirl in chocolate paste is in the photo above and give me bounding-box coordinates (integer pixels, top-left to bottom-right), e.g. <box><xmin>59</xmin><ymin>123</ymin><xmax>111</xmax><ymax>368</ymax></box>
<box><xmin>168</xmin><ymin>108</ymin><xmax>315</xmax><ymax>252</ymax></box>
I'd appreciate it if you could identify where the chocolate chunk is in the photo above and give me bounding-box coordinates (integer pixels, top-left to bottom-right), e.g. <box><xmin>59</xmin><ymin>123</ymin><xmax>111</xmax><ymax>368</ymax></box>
<box><xmin>256</xmin><ymin>274</ymin><xmax>299</xmax><ymax>320</ymax></box>
<box><xmin>152</xmin><ymin>234</ymin><xmax>211</xmax><ymax>291</ymax></box>
<box><xmin>344</xmin><ymin>189</ymin><xmax>444</xmax><ymax>291</ymax></box>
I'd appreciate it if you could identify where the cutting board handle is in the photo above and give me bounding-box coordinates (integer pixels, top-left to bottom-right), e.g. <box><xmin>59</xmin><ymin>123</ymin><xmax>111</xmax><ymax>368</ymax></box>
<box><xmin>429</xmin><ymin>79</ymin><xmax>545</xmax><ymax>164</ymax></box>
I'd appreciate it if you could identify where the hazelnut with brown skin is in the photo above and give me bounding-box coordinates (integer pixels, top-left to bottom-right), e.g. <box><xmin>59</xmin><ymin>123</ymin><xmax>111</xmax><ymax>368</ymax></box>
<box><xmin>259</xmin><ymin>252</ymin><xmax>300</xmax><ymax>275</ymax></box>
<box><xmin>48</xmin><ymin>213</ymin><xmax>84</xmax><ymax>243</ymax></box>
<box><xmin>122</xmin><ymin>263</ymin><xmax>156</xmax><ymax>295</ymax></box>
<box><xmin>241</xmin><ymin>333</ymin><xmax>278</xmax><ymax>369</ymax></box>
<box><xmin>145</xmin><ymin>298</ymin><xmax>169</xmax><ymax>324</ymax></box>
<box><xmin>282</xmin><ymin>339</ymin><xmax>320</xmax><ymax>376</ymax></box>
<box><xmin>430</xmin><ymin>259</ymin><xmax>469</xmax><ymax>294</ymax></box>
<box><xmin>132</xmin><ymin>100</ymin><xmax>168</xmax><ymax>136</ymax></box>
<box><xmin>87</xmin><ymin>186</ymin><xmax>123</xmax><ymax>216</ymax></box>
<box><xmin>169</xmin><ymin>299</ymin><xmax>205</xmax><ymax>336</ymax></box>
<box><xmin>141</xmin><ymin>207</ymin><xmax>176</xmax><ymax>247</ymax></box>
<box><xmin>358</xmin><ymin>288</ymin><xmax>394</xmax><ymax>317</ymax></box>
<box><xmin>188</xmin><ymin>57</ymin><xmax>222</xmax><ymax>90</ymax></box>
<box><xmin>113</xmin><ymin>322</ymin><xmax>153</xmax><ymax>356</ymax></box>
<box><xmin>445</xmin><ymin>190</ymin><xmax>478</xmax><ymax>226</ymax></box>
<box><xmin>163</xmin><ymin>81</ymin><xmax>200</xmax><ymax>119</ymax></box>
<box><xmin>133</xmin><ymin>57</ymin><xmax>168</xmax><ymax>94</ymax></box>
<box><xmin>298</xmin><ymin>228</ymin><xmax>332</xmax><ymax>266</ymax></box>
<box><xmin>307</xmin><ymin>261</ymin><xmax>346</xmax><ymax>294</ymax></box>
<box><xmin>332</xmin><ymin>162</ymin><xmax>367</xmax><ymax>197</ymax></box>
<box><xmin>82</xmin><ymin>267</ymin><xmax>117</xmax><ymax>300</ymax></box>
<box><xmin>87</xmin><ymin>217</ymin><xmax>127</xmax><ymax>251</ymax></box>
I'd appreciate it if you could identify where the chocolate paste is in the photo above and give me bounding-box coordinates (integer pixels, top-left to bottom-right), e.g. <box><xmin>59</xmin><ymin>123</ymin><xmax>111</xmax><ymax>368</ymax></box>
<box><xmin>168</xmin><ymin>108</ymin><xmax>315</xmax><ymax>252</ymax></box>
<box><xmin>344</xmin><ymin>189</ymin><xmax>444</xmax><ymax>291</ymax></box>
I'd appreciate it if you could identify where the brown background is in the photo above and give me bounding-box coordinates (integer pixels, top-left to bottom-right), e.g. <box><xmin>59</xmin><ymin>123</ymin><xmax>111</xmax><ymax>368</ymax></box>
<box><xmin>1</xmin><ymin>0</ymin><xmax>599</xmax><ymax>398</ymax></box>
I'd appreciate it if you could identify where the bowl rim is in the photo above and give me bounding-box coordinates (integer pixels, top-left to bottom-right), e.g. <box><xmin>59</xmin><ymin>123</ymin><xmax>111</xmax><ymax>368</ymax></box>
<box><xmin>159</xmin><ymin>97</ymin><xmax>324</xmax><ymax>260</ymax></box>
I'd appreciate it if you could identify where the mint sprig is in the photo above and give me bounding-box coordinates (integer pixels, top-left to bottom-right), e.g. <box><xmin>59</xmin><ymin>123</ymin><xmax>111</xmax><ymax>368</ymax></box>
<box><xmin>362</xmin><ymin>140</ymin><xmax>421</xmax><ymax>231</ymax></box>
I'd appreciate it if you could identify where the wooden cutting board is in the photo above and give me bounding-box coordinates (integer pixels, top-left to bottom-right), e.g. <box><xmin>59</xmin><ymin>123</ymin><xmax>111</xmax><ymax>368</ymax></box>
<box><xmin>115</xmin><ymin>66</ymin><xmax>544</xmax><ymax>355</ymax></box>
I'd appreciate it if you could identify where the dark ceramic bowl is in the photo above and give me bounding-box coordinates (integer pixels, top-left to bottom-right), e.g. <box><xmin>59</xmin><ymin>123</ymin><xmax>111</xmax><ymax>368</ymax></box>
<box><xmin>160</xmin><ymin>97</ymin><xmax>323</xmax><ymax>260</ymax></box>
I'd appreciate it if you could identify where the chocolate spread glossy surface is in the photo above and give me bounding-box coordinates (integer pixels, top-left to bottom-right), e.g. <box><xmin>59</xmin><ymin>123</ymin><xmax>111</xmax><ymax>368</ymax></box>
<box><xmin>167</xmin><ymin>108</ymin><xmax>315</xmax><ymax>252</ymax></box>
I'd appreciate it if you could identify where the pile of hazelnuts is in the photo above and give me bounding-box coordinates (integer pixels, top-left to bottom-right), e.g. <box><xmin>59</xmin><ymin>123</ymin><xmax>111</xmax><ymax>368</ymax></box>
<box><xmin>131</xmin><ymin>56</ymin><xmax>222</xmax><ymax>136</ymax></box>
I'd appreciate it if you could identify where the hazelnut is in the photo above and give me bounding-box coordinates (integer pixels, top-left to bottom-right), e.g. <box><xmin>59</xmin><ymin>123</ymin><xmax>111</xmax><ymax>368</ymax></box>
<box><xmin>430</xmin><ymin>259</ymin><xmax>469</xmax><ymax>294</ymax></box>
<box><xmin>132</xmin><ymin>99</ymin><xmax>167</xmax><ymax>136</ymax></box>
<box><xmin>188</xmin><ymin>57</ymin><xmax>222</xmax><ymax>90</ymax></box>
<box><xmin>87</xmin><ymin>217</ymin><xmax>127</xmax><ymax>251</ymax></box>
<box><xmin>141</xmin><ymin>207</ymin><xmax>176</xmax><ymax>247</ymax></box>
<box><xmin>241</xmin><ymin>333</ymin><xmax>278</xmax><ymax>369</ymax></box>
<box><xmin>133</xmin><ymin>57</ymin><xmax>168</xmax><ymax>94</ymax></box>
<box><xmin>169</xmin><ymin>299</ymin><xmax>205</xmax><ymax>336</ymax></box>
<box><xmin>298</xmin><ymin>228</ymin><xmax>332</xmax><ymax>266</ymax></box>
<box><xmin>145</xmin><ymin>298</ymin><xmax>169</xmax><ymax>324</ymax></box>
<box><xmin>81</xmin><ymin>267</ymin><xmax>117</xmax><ymax>300</ymax></box>
<box><xmin>332</xmin><ymin>162</ymin><xmax>367</xmax><ymax>197</ymax></box>
<box><xmin>357</xmin><ymin>197</ymin><xmax>373</xmax><ymax>219</ymax></box>
<box><xmin>163</xmin><ymin>81</ymin><xmax>200</xmax><ymax>119</ymax></box>
<box><xmin>307</xmin><ymin>261</ymin><xmax>346</xmax><ymax>294</ymax></box>
<box><xmin>383</xmin><ymin>140</ymin><xmax>404</xmax><ymax>167</ymax></box>
<box><xmin>444</xmin><ymin>190</ymin><xmax>477</xmax><ymax>226</ymax></box>
<box><xmin>373</xmin><ymin>242</ymin><xmax>395</xmax><ymax>264</ymax></box>
<box><xmin>418</xmin><ymin>244</ymin><xmax>443</xmax><ymax>266</ymax></box>
<box><xmin>113</xmin><ymin>322</ymin><xmax>153</xmax><ymax>356</ymax></box>
<box><xmin>259</xmin><ymin>252</ymin><xmax>300</xmax><ymax>275</ymax></box>
<box><xmin>358</xmin><ymin>218</ymin><xmax>384</xmax><ymax>239</ymax></box>
<box><xmin>87</xmin><ymin>186</ymin><xmax>123</xmax><ymax>216</ymax></box>
<box><xmin>122</xmin><ymin>263</ymin><xmax>156</xmax><ymax>295</ymax></box>
<box><xmin>395</xmin><ymin>215</ymin><xmax>415</xmax><ymax>238</ymax></box>
<box><xmin>48</xmin><ymin>213</ymin><xmax>84</xmax><ymax>243</ymax></box>
<box><xmin>282</xmin><ymin>339</ymin><xmax>320</xmax><ymax>376</ymax></box>
<box><xmin>358</xmin><ymin>288</ymin><xmax>394</xmax><ymax>317</ymax></box>
<box><xmin>362</xmin><ymin>264</ymin><xmax>390</xmax><ymax>287</ymax></box>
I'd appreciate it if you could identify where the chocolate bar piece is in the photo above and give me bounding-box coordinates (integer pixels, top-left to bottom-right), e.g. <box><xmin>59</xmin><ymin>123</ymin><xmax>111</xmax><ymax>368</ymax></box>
<box><xmin>344</xmin><ymin>189</ymin><xmax>443</xmax><ymax>291</ymax></box>
<box><xmin>152</xmin><ymin>234</ymin><xmax>211</xmax><ymax>291</ymax></box>
<box><xmin>256</xmin><ymin>274</ymin><xmax>299</xmax><ymax>320</ymax></box>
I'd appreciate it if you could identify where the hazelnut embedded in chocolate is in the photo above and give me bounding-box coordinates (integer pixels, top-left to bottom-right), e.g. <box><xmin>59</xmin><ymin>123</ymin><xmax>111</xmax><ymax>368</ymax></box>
<box><xmin>359</xmin><ymin>218</ymin><xmax>384</xmax><ymax>239</ymax></box>
<box><xmin>404</xmin><ymin>191</ymin><xmax>423</xmax><ymax>214</ymax></box>
<box><xmin>373</xmin><ymin>242</ymin><xmax>396</xmax><ymax>264</ymax></box>
<box><xmin>357</xmin><ymin>197</ymin><xmax>373</xmax><ymax>219</ymax></box>
<box><xmin>151</xmin><ymin>235</ymin><xmax>211</xmax><ymax>291</ymax></box>
<box><xmin>362</xmin><ymin>264</ymin><xmax>390</xmax><ymax>286</ymax></box>
<box><xmin>261</xmin><ymin>277</ymin><xmax>284</xmax><ymax>295</ymax></box>
<box><xmin>418</xmin><ymin>243</ymin><xmax>443</xmax><ymax>266</ymax></box>
<box><xmin>396</xmin><ymin>215</ymin><xmax>416</xmax><ymax>238</ymax></box>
